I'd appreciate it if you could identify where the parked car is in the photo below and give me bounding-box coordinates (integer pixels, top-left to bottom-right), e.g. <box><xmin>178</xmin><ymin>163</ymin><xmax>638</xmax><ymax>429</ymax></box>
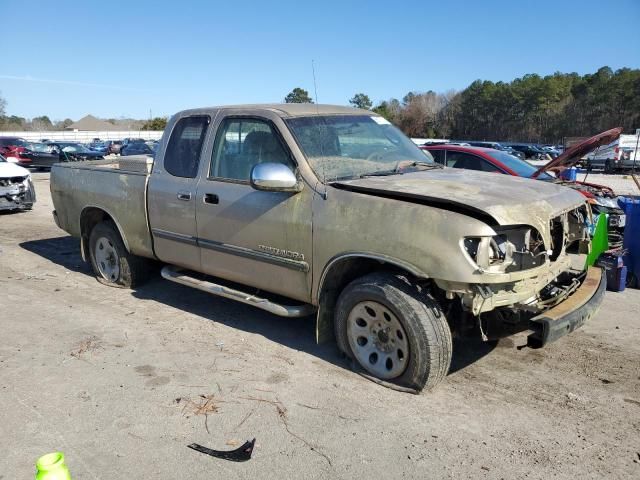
<box><xmin>0</xmin><ymin>153</ymin><xmax>36</xmax><ymax>211</ymax></box>
<box><xmin>0</xmin><ymin>136</ymin><xmax>29</xmax><ymax>161</ymax></box>
<box><xmin>105</xmin><ymin>140</ymin><xmax>123</xmax><ymax>155</ymax></box>
<box><xmin>541</xmin><ymin>145</ymin><xmax>561</xmax><ymax>158</ymax></box>
<box><xmin>51</xmin><ymin>104</ymin><xmax>604</xmax><ymax>392</ymax></box>
<box><xmin>461</xmin><ymin>141</ymin><xmax>526</xmax><ymax>159</ymax></box>
<box><xmin>422</xmin><ymin>128</ymin><xmax>626</xmax><ymax>249</ymax></box>
<box><xmin>506</xmin><ymin>143</ymin><xmax>548</xmax><ymax>159</ymax></box>
<box><xmin>121</xmin><ymin>138</ymin><xmax>145</xmax><ymax>149</ymax></box>
<box><xmin>89</xmin><ymin>140</ymin><xmax>106</xmax><ymax>151</ymax></box>
<box><xmin>120</xmin><ymin>142</ymin><xmax>154</xmax><ymax>156</ymax></box>
<box><xmin>89</xmin><ymin>141</ymin><xmax>110</xmax><ymax>153</ymax></box>
<box><xmin>13</xmin><ymin>142</ymin><xmax>60</xmax><ymax>170</ymax></box>
<box><xmin>48</xmin><ymin>142</ymin><xmax>105</xmax><ymax>161</ymax></box>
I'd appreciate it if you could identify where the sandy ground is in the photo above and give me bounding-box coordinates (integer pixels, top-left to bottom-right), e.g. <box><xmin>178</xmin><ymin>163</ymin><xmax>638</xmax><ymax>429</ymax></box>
<box><xmin>1</xmin><ymin>173</ymin><xmax>639</xmax><ymax>479</ymax></box>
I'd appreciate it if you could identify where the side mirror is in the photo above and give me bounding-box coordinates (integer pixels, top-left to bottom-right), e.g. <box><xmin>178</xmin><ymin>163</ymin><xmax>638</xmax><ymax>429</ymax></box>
<box><xmin>250</xmin><ymin>163</ymin><xmax>302</xmax><ymax>193</ymax></box>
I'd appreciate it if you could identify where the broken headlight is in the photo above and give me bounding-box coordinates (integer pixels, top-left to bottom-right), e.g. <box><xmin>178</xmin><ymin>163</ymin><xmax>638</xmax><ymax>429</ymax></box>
<box><xmin>463</xmin><ymin>226</ymin><xmax>547</xmax><ymax>272</ymax></box>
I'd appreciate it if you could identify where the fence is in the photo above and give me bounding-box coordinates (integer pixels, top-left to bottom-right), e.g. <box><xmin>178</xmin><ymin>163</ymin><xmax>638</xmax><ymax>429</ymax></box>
<box><xmin>0</xmin><ymin>130</ymin><xmax>164</xmax><ymax>143</ymax></box>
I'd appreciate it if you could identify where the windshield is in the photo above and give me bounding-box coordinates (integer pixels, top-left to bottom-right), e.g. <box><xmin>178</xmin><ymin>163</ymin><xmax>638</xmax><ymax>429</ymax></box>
<box><xmin>488</xmin><ymin>150</ymin><xmax>553</xmax><ymax>179</ymax></box>
<box><xmin>60</xmin><ymin>143</ymin><xmax>91</xmax><ymax>153</ymax></box>
<box><xmin>27</xmin><ymin>142</ymin><xmax>52</xmax><ymax>153</ymax></box>
<box><xmin>285</xmin><ymin>115</ymin><xmax>435</xmax><ymax>181</ymax></box>
<box><xmin>0</xmin><ymin>154</ymin><xmax>6</xmax><ymax>162</ymax></box>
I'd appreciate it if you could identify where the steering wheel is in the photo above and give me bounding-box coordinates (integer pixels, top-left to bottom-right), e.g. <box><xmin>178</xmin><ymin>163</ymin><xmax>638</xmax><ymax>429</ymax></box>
<box><xmin>365</xmin><ymin>149</ymin><xmax>396</xmax><ymax>164</ymax></box>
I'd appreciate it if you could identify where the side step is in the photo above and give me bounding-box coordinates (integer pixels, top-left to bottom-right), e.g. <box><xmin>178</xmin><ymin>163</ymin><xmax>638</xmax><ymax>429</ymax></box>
<box><xmin>160</xmin><ymin>265</ymin><xmax>316</xmax><ymax>318</ymax></box>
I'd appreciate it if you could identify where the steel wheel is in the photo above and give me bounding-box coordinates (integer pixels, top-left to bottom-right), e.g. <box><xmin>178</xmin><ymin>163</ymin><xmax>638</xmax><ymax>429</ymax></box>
<box><xmin>346</xmin><ymin>300</ymin><xmax>409</xmax><ymax>379</ymax></box>
<box><xmin>94</xmin><ymin>236</ymin><xmax>120</xmax><ymax>282</ymax></box>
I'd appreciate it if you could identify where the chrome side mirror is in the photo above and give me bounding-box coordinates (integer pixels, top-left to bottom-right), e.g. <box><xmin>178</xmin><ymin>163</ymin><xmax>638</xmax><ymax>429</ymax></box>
<box><xmin>250</xmin><ymin>163</ymin><xmax>302</xmax><ymax>192</ymax></box>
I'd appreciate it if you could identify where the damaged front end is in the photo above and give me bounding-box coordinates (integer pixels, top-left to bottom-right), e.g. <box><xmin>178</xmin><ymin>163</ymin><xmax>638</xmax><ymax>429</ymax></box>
<box><xmin>437</xmin><ymin>203</ymin><xmax>604</xmax><ymax>346</ymax></box>
<box><xmin>0</xmin><ymin>174</ymin><xmax>36</xmax><ymax>211</ymax></box>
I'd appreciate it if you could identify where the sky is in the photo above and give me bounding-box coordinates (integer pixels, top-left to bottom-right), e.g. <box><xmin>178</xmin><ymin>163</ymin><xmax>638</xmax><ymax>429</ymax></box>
<box><xmin>0</xmin><ymin>0</ymin><xmax>638</xmax><ymax>121</ymax></box>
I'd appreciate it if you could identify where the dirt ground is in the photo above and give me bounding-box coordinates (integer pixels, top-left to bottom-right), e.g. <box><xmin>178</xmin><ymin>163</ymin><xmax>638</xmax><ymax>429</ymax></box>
<box><xmin>1</xmin><ymin>173</ymin><xmax>639</xmax><ymax>479</ymax></box>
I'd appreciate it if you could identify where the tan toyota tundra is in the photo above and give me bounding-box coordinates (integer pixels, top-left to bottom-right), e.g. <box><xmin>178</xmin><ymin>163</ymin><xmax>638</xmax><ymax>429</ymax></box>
<box><xmin>50</xmin><ymin>104</ymin><xmax>606</xmax><ymax>392</ymax></box>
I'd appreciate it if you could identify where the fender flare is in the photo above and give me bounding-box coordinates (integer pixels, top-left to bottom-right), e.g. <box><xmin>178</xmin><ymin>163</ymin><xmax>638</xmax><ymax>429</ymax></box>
<box><xmin>79</xmin><ymin>205</ymin><xmax>131</xmax><ymax>261</ymax></box>
<box><xmin>314</xmin><ymin>252</ymin><xmax>429</xmax><ymax>343</ymax></box>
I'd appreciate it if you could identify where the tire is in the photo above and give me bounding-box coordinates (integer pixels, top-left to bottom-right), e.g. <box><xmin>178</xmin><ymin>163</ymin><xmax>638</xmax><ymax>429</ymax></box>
<box><xmin>335</xmin><ymin>272</ymin><xmax>452</xmax><ymax>392</ymax></box>
<box><xmin>88</xmin><ymin>221</ymin><xmax>149</xmax><ymax>288</ymax></box>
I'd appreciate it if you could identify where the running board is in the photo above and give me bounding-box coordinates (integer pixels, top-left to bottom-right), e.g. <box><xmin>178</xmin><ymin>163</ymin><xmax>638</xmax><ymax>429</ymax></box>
<box><xmin>160</xmin><ymin>266</ymin><xmax>316</xmax><ymax>318</ymax></box>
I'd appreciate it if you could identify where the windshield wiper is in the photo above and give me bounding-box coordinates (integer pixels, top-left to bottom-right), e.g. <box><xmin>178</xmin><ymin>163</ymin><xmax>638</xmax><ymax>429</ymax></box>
<box><xmin>359</xmin><ymin>161</ymin><xmax>443</xmax><ymax>178</ymax></box>
<box><xmin>360</xmin><ymin>169</ymin><xmax>402</xmax><ymax>178</ymax></box>
<box><xmin>403</xmin><ymin>161</ymin><xmax>443</xmax><ymax>170</ymax></box>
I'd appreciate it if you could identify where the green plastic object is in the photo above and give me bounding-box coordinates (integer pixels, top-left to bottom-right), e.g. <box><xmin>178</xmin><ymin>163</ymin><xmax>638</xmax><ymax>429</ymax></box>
<box><xmin>35</xmin><ymin>452</ymin><xmax>71</xmax><ymax>480</ymax></box>
<box><xmin>586</xmin><ymin>214</ymin><xmax>609</xmax><ymax>267</ymax></box>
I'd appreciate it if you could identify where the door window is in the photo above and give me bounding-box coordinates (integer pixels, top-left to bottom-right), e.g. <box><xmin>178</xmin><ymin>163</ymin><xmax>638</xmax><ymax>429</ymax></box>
<box><xmin>210</xmin><ymin>118</ymin><xmax>294</xmax><ymax>181</ymax></box>
<box><xmin>164</xmin><ymin>115</ymin><xmax>210</xmax><ymax>178</ymax></box>
<box><xmin>429</xmin><ymin>149</ymin><xmax>446</xmax><ymax>165</ymax></box>
<box><xmin>446</xmin><ymin>151</ymin><xmax>500</xmax><ymax>172</ymax></box>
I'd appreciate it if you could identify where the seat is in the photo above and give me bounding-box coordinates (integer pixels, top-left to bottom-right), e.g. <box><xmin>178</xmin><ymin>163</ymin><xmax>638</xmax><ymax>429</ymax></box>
<box><xmin>226</xmin><ymin>130</ymin><xmax>287</xmax><ymax>180</ymax></box>
<box><xmin>298</xmin><ymin>125</ymin><xmax>340</xmax><ymax>157</ymax></box>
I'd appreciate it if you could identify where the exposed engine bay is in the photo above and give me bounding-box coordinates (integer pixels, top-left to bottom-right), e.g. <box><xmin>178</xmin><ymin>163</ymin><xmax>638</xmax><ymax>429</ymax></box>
<box><xmin>0</xmin><ymin>175</ymin><xmax>36</xmax><ymax>211</ymax></box>
<box><xmin>461</xmin><ymin>204</ymin><xmax>590</xmax><ymax>277</ymax></box>
<box><xmin>555</xmin><ymin>180</ymin><xmax>625</xmax><ymax>249</ymax></box>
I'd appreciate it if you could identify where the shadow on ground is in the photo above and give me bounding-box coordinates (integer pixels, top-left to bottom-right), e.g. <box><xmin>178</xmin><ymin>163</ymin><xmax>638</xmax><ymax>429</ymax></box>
<box><xmin>20</xmin><ymin>235</ymin><xmax>90</xmax><ymax>274</ymax></box>
<box><xmin>20</xmin><ymin>235</ymin><xmax>497</xmax><ymax>384</ymax></box>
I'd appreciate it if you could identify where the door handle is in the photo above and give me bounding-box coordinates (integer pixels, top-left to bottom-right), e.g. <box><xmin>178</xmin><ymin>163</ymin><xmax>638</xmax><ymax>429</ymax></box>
<box><xmin>204</xmin><ymin>193</ymin><xmax>219</xmax><ymax>205</ymax></box>
<box><xmin>177</xmin><ymin>191</ymin><xmax>191</xmax><ymax>201</ymax></box>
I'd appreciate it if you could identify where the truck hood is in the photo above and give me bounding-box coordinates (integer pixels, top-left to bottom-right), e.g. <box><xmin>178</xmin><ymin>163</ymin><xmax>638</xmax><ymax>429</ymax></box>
<box><xmin>0</xmin><ymin>161</ymin><xmax>30</xmax><ymax>178</ymax></box>
<box><xmin>532</xmin><ymin>127</ymin><xmax>623</xmax><ymax>177</ymax></box>
<box><xmin>331</xmin><ymin>168</ymin><xmax>585</xmax><ymax>241</ymax></box>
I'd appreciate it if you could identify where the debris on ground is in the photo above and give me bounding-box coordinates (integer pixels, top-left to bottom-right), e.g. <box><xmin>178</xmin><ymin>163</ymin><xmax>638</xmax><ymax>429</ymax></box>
<box><xmin>69</xmin><ymin>336</ymin><xmax>101</xmax><ymax>359</ymax></box>
<box><xmin>187</xmin><ymin>438</ymin><xmax>255</xmax><ymax>462</ymax></box>
<box><xmin>240</xmin><ymin>395</ymin><xmax>333</xmax><ymax>466</ymax></box>
<box><xmin>176</xmin><ymin>395</ymin><xmax>220</xmax><ymax>434</ymax></box>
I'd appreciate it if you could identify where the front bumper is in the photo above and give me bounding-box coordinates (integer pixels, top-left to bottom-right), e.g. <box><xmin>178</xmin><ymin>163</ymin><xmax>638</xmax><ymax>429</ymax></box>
<box><xmin>526</xmin><ymin>267</ymin><xmax>606</xmax><ymax>348</ymax></box>
<box><xmin>0</xmin><ymin>177</ymin><xmax>36</xmax><ymax>211</ymax></box>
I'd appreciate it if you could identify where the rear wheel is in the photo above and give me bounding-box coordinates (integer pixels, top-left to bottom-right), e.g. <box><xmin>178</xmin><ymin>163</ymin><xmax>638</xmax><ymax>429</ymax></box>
<box><xmin>335</xmin><ymin>273</ymin><xmax>452</xmax><ymax>392</ymax></box>
<box><xmin>89</xmin><ymin>221</ymin><xmax>149</xmax><ymax>288</ymax></box>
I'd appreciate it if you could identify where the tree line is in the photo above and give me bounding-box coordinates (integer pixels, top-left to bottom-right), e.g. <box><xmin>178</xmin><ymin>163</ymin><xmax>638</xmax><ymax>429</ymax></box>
<box><xmin>285</xmin><ymin>66</ymin><xmax>640</xmax><ymax>143</ymax></box>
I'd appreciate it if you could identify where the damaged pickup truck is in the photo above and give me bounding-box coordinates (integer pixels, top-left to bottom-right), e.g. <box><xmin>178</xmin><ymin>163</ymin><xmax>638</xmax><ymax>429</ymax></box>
<box><xmin>50</xmin><ymin>105</ymin><xmax>606</xmax><ymax>391</ymax></box>
<box><xmin>0</xmin><ymin>153</ymin><xmax>35</xmax><ymax>211</ymax></box>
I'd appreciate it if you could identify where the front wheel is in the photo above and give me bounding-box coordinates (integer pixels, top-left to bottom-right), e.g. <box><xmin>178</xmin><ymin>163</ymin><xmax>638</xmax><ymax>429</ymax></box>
<box><xmin>89</xmin><ymin>221</ymin><xmax>149</xmax><ymax>288</ymax></box>
<box><xmin>335</xmin><ymin>273</ymin><xmax>452</xmax><ymax>392</ymax></box>
<box><xmin>604</xmin><ymin>160</ymin><xmax>613</xmax><ymax>173</ymax></box>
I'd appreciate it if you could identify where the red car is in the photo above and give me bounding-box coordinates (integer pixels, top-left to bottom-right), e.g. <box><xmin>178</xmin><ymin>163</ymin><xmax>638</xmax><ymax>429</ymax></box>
<box><xmin>0</xmin><ymin>136</ymin><xmax>28</xmax><ymax>160</ymax></box>
<box><xmin>421</xmin><ymin>128</ymin><xmax>625</xmax><ymax>248</ymax></box>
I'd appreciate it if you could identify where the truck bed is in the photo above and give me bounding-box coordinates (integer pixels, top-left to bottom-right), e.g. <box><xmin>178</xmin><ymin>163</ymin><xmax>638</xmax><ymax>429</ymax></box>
<box><xmin>50</xmin><ymin>156</ymin><xmax>155</xmax><ymax>259</ymax></box>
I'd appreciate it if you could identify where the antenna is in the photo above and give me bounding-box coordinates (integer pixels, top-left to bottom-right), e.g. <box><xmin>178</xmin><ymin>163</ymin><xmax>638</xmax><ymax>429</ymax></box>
<box><xmin>311</xmin><ymin>59</ymin><xmax>328</xmax><ymax>198</ymax></box>
<box><xmin>311</xmin><ymin>59</ymin><xmax>319</xmax><ymax>104</ymax></box>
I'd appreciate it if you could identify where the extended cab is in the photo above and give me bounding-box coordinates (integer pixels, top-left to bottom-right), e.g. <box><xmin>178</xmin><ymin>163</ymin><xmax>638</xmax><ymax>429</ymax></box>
<box><xmin>51</xmin><ymin>105</ymin><xmax>606</xmax><ymax>392</ymax></box>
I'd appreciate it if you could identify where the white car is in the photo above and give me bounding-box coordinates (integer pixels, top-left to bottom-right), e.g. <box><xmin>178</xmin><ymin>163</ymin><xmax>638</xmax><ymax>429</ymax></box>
<box><xmin>0</xmin><ymin>154</ymin><xmax>36</xmax><ymax>211</ymax></box>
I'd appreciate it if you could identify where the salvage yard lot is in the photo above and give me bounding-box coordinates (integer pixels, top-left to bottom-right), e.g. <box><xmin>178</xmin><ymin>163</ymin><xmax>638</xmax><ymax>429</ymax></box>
<box><xmin>1</xmin><ymin>173</ymin><xmax>639</xmax><ymax>479</ymax></box>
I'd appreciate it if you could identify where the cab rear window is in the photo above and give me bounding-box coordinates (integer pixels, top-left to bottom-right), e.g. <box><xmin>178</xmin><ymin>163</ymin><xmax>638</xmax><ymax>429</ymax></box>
<box><xmin>164</xmin><ymin>116</ymin><xmax>210</xmax><ymax>178</ymax></box>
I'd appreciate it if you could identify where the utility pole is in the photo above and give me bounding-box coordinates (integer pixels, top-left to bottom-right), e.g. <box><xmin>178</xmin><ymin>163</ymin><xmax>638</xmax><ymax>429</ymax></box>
<box><xmin>631</xmin><ymin>128</ymin><xmax>640</xmax><ymax>191</ymax></box>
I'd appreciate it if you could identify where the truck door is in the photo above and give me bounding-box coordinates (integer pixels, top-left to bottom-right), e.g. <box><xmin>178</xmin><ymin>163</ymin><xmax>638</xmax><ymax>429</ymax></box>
<box><xmin>195</xmin><ymin>114</ymin><xmax>312</xmax><ymax>302</ymax></box>
<box><xmin>148</xmin><ymin>114</ymin><xmax>211</xmax><ymax>271</ymax></box>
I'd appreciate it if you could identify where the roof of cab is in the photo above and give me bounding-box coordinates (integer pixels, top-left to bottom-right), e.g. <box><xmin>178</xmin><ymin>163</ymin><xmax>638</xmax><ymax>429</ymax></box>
<box><xmin>175</xmin><ymin>104</ymin><xmax>374</xmax><ymax>118</ymax></box>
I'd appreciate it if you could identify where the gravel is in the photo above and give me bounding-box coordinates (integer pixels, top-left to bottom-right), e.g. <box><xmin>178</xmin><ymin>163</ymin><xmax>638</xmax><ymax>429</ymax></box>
<box><xmin>1</xmin><ymin>173</ymin><xmax>639</xmax><ymax>479</ymax></box>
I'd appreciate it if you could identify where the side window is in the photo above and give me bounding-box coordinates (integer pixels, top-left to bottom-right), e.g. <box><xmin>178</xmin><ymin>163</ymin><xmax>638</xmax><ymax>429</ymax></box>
<box><xmin>210</xmin><ymin>118</ymin><xmax>294</xmax><ymax>181</ymax></box>
<box><xmin>164</xmin><ymin>115</ymin><xmax>210</xmax><ymax>178</ymax></box>
<box><xmin>429</xmin><ymin>149</ymin><xmax>446</xmax><ymax>165</ymax></box>
<box><xmin>446</xmin><ymin>152</ymin><xmax>500</xmax><ymax>172</ymax></box>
